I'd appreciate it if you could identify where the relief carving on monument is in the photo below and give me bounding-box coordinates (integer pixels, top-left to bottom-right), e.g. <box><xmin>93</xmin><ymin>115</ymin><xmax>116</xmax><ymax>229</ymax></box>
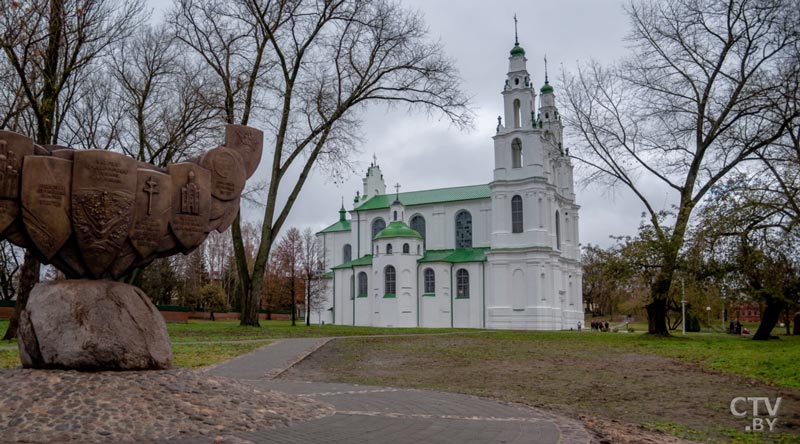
<box><xmin>21</xmin><ymin>156</ymin><xmax>72</xmax><ymax>260</ymax></box>
<box><xmin>72</xmin><ymin>151</ymin><xmax>138</xmax><ymax>278</ymax></box>
<box><xmin>225</xmin><ymin>124</ymin><xmax>263</xmax><ymax>177</ymax></box>
<box><xmin>131</xmin><ymin>170</ymin><xmax>172</xmax><ymax>258</ymax></box>
<box><xmin>169</xmin><ymin>163</ymin><xmax>211</xmax><ymax>250</ymax></box>
<box><xmin>201</xmin><ymin>146</ymin><xmax>246</xmax><ymax>201</ymax></box>
<box><xmin>0</xmin><ymin>131</ymin><xmax>34</xmax><ymax>234</ymax></box>
<box><xmin>0</xmin><ymin>124</ymin><xmax>260</xmax><ymax>280</ymax></box>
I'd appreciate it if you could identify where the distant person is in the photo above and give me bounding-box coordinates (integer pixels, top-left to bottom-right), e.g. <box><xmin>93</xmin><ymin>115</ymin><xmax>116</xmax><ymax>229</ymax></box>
<box><xmin>605</xmin><ymin>321</ymin><xmax>610</xmax><ymax>331</ymax></box>
<box><xmin>577</xmin><ymin>321</ymin><xmax>582</xmax><ymax>331</ymax></box>
<box><xmin>729</xmin><ymin>320</ymin><xmax>735</xmax><ymax>334</ymax></box>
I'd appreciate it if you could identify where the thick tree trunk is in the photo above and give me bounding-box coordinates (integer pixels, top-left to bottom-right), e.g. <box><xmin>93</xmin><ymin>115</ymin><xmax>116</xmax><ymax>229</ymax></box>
<box><xmin>753</xmin><ymin>298</ymin><xmax>783</xmax><ymax>340</ymax></box>
<box><xmin>231</xmin><ymin>214</ymin><xmax>259</xmax><ymax>327</ymax></box>
<box><xmin>793</xmin><ymin>313</ymin><xmax>800</xmax><ymax>335</ymax></box>
<box><xmin>646</xmin><ymin>298</ymin><xmax>670</xmax><ymax>336</ymax></box>
<box><xmin>239</xmin><ymin>279</ymin><xmax>259</xmax><ymax>326</ymax></box>
<box><xmin>2</xmin><ymin>252</ymin><xmax>41</xmax><ymax>340</ymax></box>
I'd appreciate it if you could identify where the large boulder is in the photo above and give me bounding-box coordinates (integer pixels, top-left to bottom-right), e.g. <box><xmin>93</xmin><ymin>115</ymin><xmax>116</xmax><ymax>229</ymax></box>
<box><xmin>18</xmin><ymin>280</ymin><xmax>173</xmax><ymax>370</ymax></box>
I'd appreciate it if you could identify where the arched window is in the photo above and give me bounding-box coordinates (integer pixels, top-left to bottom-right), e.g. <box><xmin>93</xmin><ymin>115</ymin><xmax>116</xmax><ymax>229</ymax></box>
<box><xmin>511</xmin><ymin>195</ymin><xmax>523</xmax><ymax>233</ymax></box>
<box><xmin>371</xmin><ymin>218</ymin><xmax>385</xmax><ymax>244</ymax></box>
<box><xmin>375</xmin><ymin>245</ymin><xmax>379</xmax><ymax>255</ymax></box>
<box><xmin>384</xmin><ymin>265</ymin><xmax>396</xmax><ymax>296</ymax></box>
<box><xmin>511</xmin><ymin>138</ymin><xmax>522</xmax><ymax>168</ymax></box>
<box><xmin>410</xmin><ymin>214</ymin><xmax>426</xmax><ymax>247</ymax></box>
<box><xmin>455</xmin><ymin>210</ymin><xmax>472</xmax><ymax>249</ymax></box>
<box><xmin>343</xmin><ymin>244</ymin><xmax>352</xmax><ymax>263</ymax></box>
<box><xmin>349</xmin><ymin>274</ymin><xmax>355</xmax><ymax>300</ymax></box>
<box><xmin>358</xmin><ymin>272</ymin><xmax>368</xmax><ymax>297</ymax></box>
<box><xmin>513</xmin><ymin>99</ymin><xmax>521</xmax><ymax>128</ymax></box>
<box><xmin>386</xmin><ymin>243</ymin><xmax>393</xmax><ymax>254</ymax></box>
<box><xmin>402</xmin><ymin>243</ymin><xmax>409</xmax><ymax>254</ymax></box>
<box><xmin>555</xmin><ymin>210</ymin><xmax>561</xmax><ymax>250</ymax></box>
<box><xmin>417</xmin><ymin>245</ymin><xmax>421</xmax><ymax>255</ymax></box>
<box><xmin>424</xmin><ymin>268</ymin><xmax>435</xmax><ymax>294</ymax></box>
<box><xmin>456</xmin><ymin>269</ymin><xmax>469</xmax><ymax>298</ymax></box>
<box><xmin>393</xmin><ymin>210</ymin><xmax>398</xmax><ymax>221</ymax></box>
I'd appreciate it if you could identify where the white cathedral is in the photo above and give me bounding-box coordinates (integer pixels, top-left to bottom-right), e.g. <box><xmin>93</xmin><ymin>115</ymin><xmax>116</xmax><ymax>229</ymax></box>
<box><xmin>313</xmin><ymin>35</ymin><xmax>584</xmax><ymax>330</ymax></box>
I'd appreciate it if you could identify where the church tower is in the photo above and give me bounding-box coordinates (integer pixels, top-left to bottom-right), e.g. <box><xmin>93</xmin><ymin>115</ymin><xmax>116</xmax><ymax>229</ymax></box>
<box><xmin>486</xmin><ymin>21</ymin><xmax>583</xmax><ymax>330</ymax></box>
<box><xmin>362</xmin><ymin>156</ymin><xmax>386</xmax><ymax>200</ymax></box>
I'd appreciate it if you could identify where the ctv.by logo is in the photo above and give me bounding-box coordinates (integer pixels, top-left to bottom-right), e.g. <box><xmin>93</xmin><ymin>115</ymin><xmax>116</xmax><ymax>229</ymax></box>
<box><xmin>730</xmin><ymin>397</ymin><xmax>782</xmax><ymax>432</ymax></box>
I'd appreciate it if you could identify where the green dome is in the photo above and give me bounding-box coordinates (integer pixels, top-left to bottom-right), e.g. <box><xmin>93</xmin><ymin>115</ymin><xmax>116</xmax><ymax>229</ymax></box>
<box><xmin>510</xmin><ymin>43</ymin><xmax>525</xmax><ymax>57</ymax></box>
<box><xmin>540</xmin><ymin>81</ymin><xmax>553</xmax><ymax>93</ymax></box>
<box><xmin>374</xmin><ymin>221</ymin><xmax>422</xmax><ymax>240</ymax></box>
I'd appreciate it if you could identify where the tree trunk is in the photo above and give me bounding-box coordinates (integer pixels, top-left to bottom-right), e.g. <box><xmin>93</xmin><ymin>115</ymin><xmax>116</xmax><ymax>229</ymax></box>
<box><xmin>793</xmin><ymin>313</ymin><xmax>800</xmax><ymax>335</ymax></box>
<box><xmin>290</xmin><ymin>271</ymin><xmax>296</xmax><ymax>327</ymax></box>
<box><xmin>239</xmin><ymin>279</ymin><xmax>259</xmax><ymax>327</ymax></box>
<box><xmin>753</xmin><ymin>298</ymin><xmax>783</xmax><ymax>340</ymax></box>
<box><xmin>646</xmin><ymin>298</ymin><xmax>670</xmax><ymax>336</ymax></box>
<box><xmin>305</xmin><ymin>280</ymin><xmax>311</xmax><ymax>326</ymax></box>
<box><xmin>232</xmin><ymin>214</ymin><xmax>259</xmax><ymax>327</ymax></box>
<box><xmin>2</xmin><ymin>251</ymin><xmax>41</xmax><ymax>340</ymax></box>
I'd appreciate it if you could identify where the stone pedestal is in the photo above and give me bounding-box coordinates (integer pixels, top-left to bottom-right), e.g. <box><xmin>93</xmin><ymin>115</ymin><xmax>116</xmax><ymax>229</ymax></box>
<box><xmin>18</xmin><ymin>280</ymin><xmax>173</xmax><ymax>371</ymax></box>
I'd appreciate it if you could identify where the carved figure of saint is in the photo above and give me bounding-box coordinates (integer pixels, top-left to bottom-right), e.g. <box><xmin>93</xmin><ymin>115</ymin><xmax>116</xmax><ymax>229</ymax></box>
<box><xmin>180</xmin><ymin>170</ymin><xmax>200</xmax><ymax>215</ymax></box>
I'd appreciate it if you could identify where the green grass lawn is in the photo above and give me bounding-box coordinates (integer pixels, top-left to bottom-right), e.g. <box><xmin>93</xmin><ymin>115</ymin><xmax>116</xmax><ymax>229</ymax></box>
<box><xmin>0</xmin><ymin>319</ymin><xmax>475</xmax><ymax>369</ymax></box>
<box><xmin>166</xmin><ymin>319</ymin><xmax>478</xmax><ymax>342</ymax></box>
<box><xmin>172</xmin><ymin>341</ymin><xmax>269</xmax><ymax>368</ymax></box>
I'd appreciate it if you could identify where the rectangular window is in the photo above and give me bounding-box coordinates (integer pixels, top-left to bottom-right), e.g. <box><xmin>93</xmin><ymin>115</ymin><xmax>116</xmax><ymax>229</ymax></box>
<box><xmin>424</xmin><ymin>268</ymin><xmax>435</xmax><ymax>294</ymax></box>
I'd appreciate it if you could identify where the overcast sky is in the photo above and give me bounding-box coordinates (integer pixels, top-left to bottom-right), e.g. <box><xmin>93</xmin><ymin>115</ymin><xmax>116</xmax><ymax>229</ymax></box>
<box><xmin>147</xmin><ymin>0</ymin><xmax>671</xmax><ymax>248</ymax></box>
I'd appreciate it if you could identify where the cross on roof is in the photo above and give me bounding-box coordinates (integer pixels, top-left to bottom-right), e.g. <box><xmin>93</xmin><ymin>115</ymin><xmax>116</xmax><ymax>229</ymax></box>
<box><xmin>544</xmin><ymin>54</ymin><xmax>549</xmax><ymax>83</ymax></box>
<box><xmin>394</xmin><ymin>182</ymin><xmax>401</xmax><ymax>200</ymax></box>
<box><xmin>514</xmin><ymin>14</ymin><xmax>519</xmax><ymax>45</ymax></box>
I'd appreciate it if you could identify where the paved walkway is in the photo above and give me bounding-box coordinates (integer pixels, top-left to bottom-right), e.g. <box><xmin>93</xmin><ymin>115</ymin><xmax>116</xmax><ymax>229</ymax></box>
<box><xmin>188</xmin><ymin>337</ymin><xmax>592</xmax><ymax>444</ymax></box>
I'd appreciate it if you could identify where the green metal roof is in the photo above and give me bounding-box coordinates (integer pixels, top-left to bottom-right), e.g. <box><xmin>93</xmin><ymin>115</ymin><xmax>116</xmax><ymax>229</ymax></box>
<box><xmin>321</xmin><ymin>271</ymin><xmax>333</xmax><ymax>279</ymax></box>
<box><xmin>319</xmin><ymin>219</ymin><xmax>351</xmax><ymax>234</ymax></box>
<box><xmin>374</xmin><ymin>221</ymin><xmax>422</xmax><ymax>240</ymax></box>
<box><xmin>418</xmin><ymin>248</ymin><xmax>489</xmax><ymax>264</ymax></box>
<box><xmin>510</xmin><ymin>43</ymin><xmax>525</xmax><ymax>57</ymax></box>
<box><xmin>332</xmin><ymin>254</ymin><xmax>373</xmax><ymax>270</ymax></box>
<box><xmin>540</xmin><ymin>81</ymin><xmax>553</xmax><ymax>93</ymax></box>
<box><xmin>355</xmin><ymin>184</ymin><xmax>490</xmax><ymax>211</ymax></box>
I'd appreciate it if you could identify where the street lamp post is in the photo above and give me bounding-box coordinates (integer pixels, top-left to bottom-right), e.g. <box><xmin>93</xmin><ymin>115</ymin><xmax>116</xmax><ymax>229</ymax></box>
<box><xmin>681</xmin><ymin>278</ymin><xmax>687</xmax><ymax>335</ymax></box>
<box><xmin>706</xmin><ymin>306</ymin><xmax>711</xmax><ymax>328</ymax></box>
<box><xmin>721</xmin><ymin>285</ymin><xmax>727</xmax><ymax>332</ymax></box>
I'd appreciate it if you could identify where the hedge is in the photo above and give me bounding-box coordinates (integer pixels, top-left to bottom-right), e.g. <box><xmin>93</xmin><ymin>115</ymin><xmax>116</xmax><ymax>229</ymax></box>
<box><xmin>155</xmin><ymin>305</ymin><xmax>192</xmax><ymax>312</ymax></box>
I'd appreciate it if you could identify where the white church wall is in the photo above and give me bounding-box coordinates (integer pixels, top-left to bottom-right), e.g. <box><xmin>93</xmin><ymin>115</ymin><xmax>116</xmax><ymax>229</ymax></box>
<box><xmin>452</xmin><ymin>262</ymin><xmax>484</xmax><ymax>328</ymax></box>
<box><xmin>418</xmin><ymin>264</ymin><xmax>454</xmax><ymax>328</ymax></box>
<box><xmin>321</xmin><ymin>230</ymin><xmax>354</xmax><ymax>270</ymax></box>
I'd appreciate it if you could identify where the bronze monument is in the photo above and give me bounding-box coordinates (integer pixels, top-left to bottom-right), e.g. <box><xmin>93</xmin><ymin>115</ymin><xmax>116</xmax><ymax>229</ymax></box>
<box><xmin>1</xmin><ymin>125</ymin><xmax>263</xmax><ymax>370</ymax></box>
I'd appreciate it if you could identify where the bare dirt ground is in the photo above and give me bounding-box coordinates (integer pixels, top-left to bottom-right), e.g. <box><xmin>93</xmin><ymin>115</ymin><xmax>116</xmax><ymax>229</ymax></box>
<box><xmin>282</xmin><ymin>335</ymin><xmax>800</xmax><ymax>443</ymax></box>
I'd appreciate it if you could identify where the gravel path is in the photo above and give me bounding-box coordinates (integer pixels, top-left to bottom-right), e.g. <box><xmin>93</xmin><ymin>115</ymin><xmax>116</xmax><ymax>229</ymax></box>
<box><xmin>0</xmin><ymin>366</ymin><xmax>332</xmax><ymax>443</ymax></box>
<box><xmin>0</xmin><ymin>336</ymin><xmax>593</xmax><ymax>444</ymax></box>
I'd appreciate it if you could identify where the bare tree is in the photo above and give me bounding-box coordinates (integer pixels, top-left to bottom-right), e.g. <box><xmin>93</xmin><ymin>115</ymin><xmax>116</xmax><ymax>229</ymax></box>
<box><xmin>0</xmin><ymin>241</ymin><xmax>21</xmax><ymax>301</ymax></box>
<box><xmin>174</xmin><ymin>0</ymin><xmax>472</xmax><ymax>326</ymax></box>
<box><xmin>562</xmin><ymin>0</ymin><xmax>799</xmax><ymax>335</ymax></box>
<box><xmin>0</xmin><ymin>0</ymin><xmax>145</xmax><ymax>339</ymax></box>
<box><xmin>301</xmin><ymin>228</ymin><xmax>325</xmax><ymax>325</ymax></box>
<box><xmin>272</xmin><ymin>227</ymin><xmax>304</xmax><ymax>325</ymax></box>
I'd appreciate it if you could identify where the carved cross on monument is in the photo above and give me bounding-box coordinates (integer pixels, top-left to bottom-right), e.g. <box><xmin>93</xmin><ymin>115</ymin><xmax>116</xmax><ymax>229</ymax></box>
<box><xmin>143</xmin><ymin>176</ymin><xmax>159</xmax><ymax>215</ymax></box>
